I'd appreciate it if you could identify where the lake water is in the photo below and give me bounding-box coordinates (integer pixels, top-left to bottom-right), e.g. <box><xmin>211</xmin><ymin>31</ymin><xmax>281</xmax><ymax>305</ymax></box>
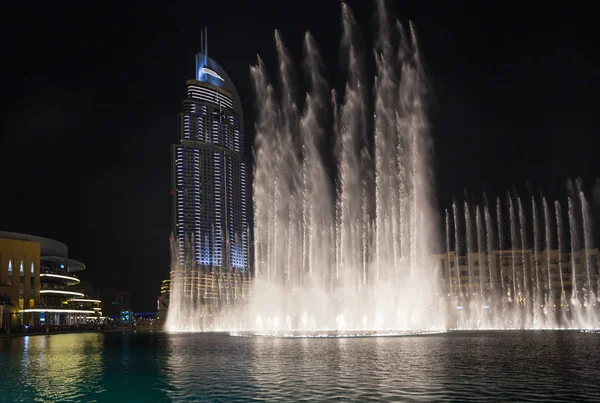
<box><xmin>1</xmin><ymin>330</ymin><xmax>599</xmax><ymax>402</ymax></box>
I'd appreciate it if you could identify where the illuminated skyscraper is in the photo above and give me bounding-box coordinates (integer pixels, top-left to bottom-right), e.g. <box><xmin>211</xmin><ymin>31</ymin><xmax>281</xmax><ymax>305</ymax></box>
<box><xmin>171</xmin><ymin>30</ymin><xmax>249</xmax><ymax>275</ymax></box>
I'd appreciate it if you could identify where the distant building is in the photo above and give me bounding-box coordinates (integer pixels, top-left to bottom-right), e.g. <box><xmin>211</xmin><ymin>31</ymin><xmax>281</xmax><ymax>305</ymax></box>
<box><xmin>160</xmin><ymin>279</ymin><xmax>170</xmax><ymax>295</ymax></box>
<box><xmin>102</xmin><ymin>288</ymin><xmax>131</xmax><ymax>317</ymax></box>
<box><xmin>156</xmin><ymin>279</ymin><xmax>170</xmax><ymax>327</ymax></box>
<box><xmin>134</xmin><ymin>312</ymin><xmax>156</xmax><ymax>329</ymax></box>
<box><xmin>72</xmin><ymin>280</ymin><xmax>101</xmax><ymax>299</ymax></box>
<box><xmin>434</xmin><ymin>248</ymin><xmax>600</xmax><ymax>302</ymax></box>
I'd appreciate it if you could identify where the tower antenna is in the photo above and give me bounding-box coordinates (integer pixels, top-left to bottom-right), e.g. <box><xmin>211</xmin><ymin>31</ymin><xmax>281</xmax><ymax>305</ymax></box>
<box><xmin>204</xmin><ymin>27</ymin><xmax>208</xmax><ymax>64</ymax></box>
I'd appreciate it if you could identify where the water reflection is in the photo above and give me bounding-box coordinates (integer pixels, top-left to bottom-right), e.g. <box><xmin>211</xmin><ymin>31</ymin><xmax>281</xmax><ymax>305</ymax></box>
<box><xmin>247</xmin><ymin>336</ymin><xmax>444</xmax><ymax>401</ymax></box>
<box><xmin>98</xmin><ymin>331</ymin><xmax>170</xmax><ymax>402</ymax></box>
<box><xmin>1</xmin><ymin>333</ymin><xmax>104</xmax><ymax>402</ymax></box>
<box><xmin>1</xmin><ymin>331</ymin><xmax>600</xmax><ymax>401</ymax></box>
<box><xmin>165</xmin><ymin>333</ymin><xmax>257</xmax><ymax>401</ymax></box>
<box><xmin>244</xmin><ymin>332</ymin><xmax>600</xmax><ymax>402</ymax></box>
<box><xmin>0</xmin><ymin>332</ymin><xmax>171</xmax><ymax>402</ymax></box>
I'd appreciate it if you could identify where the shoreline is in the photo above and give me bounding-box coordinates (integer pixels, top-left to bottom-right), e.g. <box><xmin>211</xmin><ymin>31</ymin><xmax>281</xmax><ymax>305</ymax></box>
<box><xmin>0</xmin><ymin>327</ymin><xmax>155</xmax><ymax>338</ymax></box>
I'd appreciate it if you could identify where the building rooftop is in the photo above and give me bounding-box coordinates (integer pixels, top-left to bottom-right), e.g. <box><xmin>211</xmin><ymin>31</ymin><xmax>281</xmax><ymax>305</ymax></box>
<box><xmin>0</xmin><ymin>231</ymin><xmax>68</xmax><ymax>257</ymax></box>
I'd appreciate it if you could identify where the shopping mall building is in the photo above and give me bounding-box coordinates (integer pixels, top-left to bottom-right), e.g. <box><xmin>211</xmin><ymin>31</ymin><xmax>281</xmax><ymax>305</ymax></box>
<box><xmin>0</xmin><ymin>232</ymin><xmax>101</xmax><ymax>329</ymax></box>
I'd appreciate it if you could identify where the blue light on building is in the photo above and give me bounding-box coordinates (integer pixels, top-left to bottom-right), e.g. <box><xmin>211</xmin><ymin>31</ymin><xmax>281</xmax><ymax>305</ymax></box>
<box><xmin>120</xmin><ymin>311</ymin><xmax>133</xmax><ymax>325</ymax></box>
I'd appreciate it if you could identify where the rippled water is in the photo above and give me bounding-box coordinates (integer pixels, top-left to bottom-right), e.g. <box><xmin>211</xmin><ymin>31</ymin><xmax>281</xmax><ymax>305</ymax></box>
<box><xmin>1</xmin><ymin>331</ymin><xmax>599</xmax><ymax>402</ymax></box>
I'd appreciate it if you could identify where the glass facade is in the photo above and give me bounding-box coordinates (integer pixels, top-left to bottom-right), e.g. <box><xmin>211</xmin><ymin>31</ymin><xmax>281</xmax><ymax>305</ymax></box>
<box><xmin>171</xmin><ymin>53</ymin><xmax>249</xmax><ymax>274</ymax></box>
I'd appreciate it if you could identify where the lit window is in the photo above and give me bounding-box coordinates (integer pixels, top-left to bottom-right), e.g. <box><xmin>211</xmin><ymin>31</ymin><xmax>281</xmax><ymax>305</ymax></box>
<box><xmin>7</xmin><ymin>260</ymin><xmax>12</xmax><ymax>286</ymax></box>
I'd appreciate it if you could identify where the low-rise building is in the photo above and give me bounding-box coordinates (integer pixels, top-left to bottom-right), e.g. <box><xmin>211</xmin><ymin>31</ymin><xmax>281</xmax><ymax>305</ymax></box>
<box><xmin>156</xmin><ymin>278</ymin><xmax>170</xmax><ymax>327</ymax></box>
<box><xmin>0</xmin><ymin>232</ymin><xmax>101</xmax><ymax>329</ymax></box>
<box><xmin>0</xmin><ymin>235</ymin><xmax>40</xmax><ymax>328</ymax></box>
<box><xmin>434</xmin><ymin>248</ymin><xmax>600</xmax><ymax>303</ymax></box>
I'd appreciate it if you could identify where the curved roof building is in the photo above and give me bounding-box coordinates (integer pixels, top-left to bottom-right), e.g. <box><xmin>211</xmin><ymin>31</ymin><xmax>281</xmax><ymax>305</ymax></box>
<box><xmin>0</xmin><ymin>231</ymin><xmax>68</xmax><ymax>257</ymax></box>
<box><xmin>171</xmin><ymin>29</ymin><xmax>249</xmax><ymax>274</ymax></box>
<box><xmin>0</xmin><ymin>231</ymin><xmax>85</xmax><ymax>272</ymax></box>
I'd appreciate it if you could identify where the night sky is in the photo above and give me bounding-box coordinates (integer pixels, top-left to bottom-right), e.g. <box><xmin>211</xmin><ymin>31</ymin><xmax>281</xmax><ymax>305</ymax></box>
<box><xmin>2</xmin><ymin>1</ymin><xmax>598</xmax><ymax>311</ymax></box>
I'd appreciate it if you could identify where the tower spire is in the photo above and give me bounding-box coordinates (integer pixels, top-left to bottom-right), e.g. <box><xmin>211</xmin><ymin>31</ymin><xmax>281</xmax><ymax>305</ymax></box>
<box><xmin>204</xmin><ymin>27</ymin><xmax>208</xmax><ymax>64</ymax></box>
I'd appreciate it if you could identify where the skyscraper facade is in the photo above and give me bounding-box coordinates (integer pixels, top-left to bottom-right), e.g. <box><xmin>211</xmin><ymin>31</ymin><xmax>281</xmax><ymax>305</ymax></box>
<box><xmin>171</xmin><ymin>33</ymin><xmax>249</xmax><ymax>279</ymax></box>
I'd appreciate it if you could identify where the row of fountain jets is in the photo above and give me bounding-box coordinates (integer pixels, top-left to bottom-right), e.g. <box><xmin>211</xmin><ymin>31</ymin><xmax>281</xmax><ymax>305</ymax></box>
<box><xmin>247</xmin><ymin>1</ymin><xmax>445</xmax><ymax>332</ymax></box>
<box><xmin>444</xmin><ymin>179</ymin><xmax>600</xmax><ymax>329</ymax></box>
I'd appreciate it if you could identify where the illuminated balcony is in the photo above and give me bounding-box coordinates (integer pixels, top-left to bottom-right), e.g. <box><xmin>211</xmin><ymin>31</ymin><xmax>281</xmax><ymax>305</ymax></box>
<box><xmin>40</xmin><ymin>273</ymin><xmax>80</xmax><ymax>285</ymax></box>
<box><xmin>39</xmin><ymin>290</ymin><xmax>84</xmax><ymax>297</ymax></box>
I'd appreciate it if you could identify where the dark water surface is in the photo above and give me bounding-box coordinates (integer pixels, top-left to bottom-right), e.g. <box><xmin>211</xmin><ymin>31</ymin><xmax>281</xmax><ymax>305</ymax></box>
<box><xmin>1</xmin><ymin>331</ymin><xmax>599</xmax><ymax>402</ymax></box>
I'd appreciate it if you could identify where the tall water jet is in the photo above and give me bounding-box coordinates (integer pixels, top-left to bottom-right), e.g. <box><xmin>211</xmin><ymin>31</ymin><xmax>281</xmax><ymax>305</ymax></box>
<box><xmin>496</xmin><ymin>197</ymin><xmax>508</xmax><ymax>321</ymax></box>
<box><xmin>445</xmin><ymin>209</ymin><xmax>453</xmax><ymax>297</ymax></box>
<box><xmin>484</xmin><ymin>202</ymin><xmax>495</xmax><ymax>319</ymax></box>
<box><xmin>577</xmin><ymin>183</ymin><xmax>598</xmax><ymax>327</ymax></box>
<box><xmin>518</xmin><ymin>197</ymin><xmax>530</xmax><ymax>327</ymax></box>
<box><xmin>374</xmin><ymin>0</ymin><xmax>398</xmax><ymax>281</ymax></box>
<box><xmin>508</xmin><ymin>196</ymin><xmax>519</xmax><ymax>309</ymax></box>
<box><xmin>542</xmin><ymin>196</ymin><xmax>554</xmax><ymax>323</ymax></box>
<box><xmin>453</xmin><ymin>201</ymin><xmax>463</xmax><ymax>298</ymax></box>
<box><xmin>532</xmin><ymin>196</ymin><xmax>542</xmax><ymax>326</ymax></box>
<box><xmin>567</xmin><ymin>198</ymin><xmax>578</xmax><ymax>301</ymax></box>
<box><xmin>301</xmin><ymin>31</ymin><xmax>333</xmax><ymax>287</ymax></box>
<box><xmin>464</xmin><ymin>200</ymin><xmax>474</xmax><ymax>300</ymax></box>
<box><xmin>338</xmin><ymin>2</ymin><xmax>366</xmax><ymax>292</ymax></box>
<box><xmin>555</xmin><ymin>200</ymin><xmax>567</xmax><ymax>327</ymax></box>
<box><xmin>476</xmin><ymin>205</ymin><xmax>487</xmax><ymax>327</ymax></box>
<box><xmin>567</xmin><ymin>196</ymin><xmax>584</xmax><ymax>327</ymax></box>
<box><xmin>580</xmin><ymin>190</ymin><xmax>595</xmax><ymax>301</ymax></box>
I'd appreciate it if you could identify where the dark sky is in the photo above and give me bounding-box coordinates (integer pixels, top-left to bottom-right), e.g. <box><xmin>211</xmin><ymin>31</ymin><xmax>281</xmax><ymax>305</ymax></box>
<box><xmin>2</xmin><ymin>1</ymin><xmax>598</xmax><ymax>311</ymax></box>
